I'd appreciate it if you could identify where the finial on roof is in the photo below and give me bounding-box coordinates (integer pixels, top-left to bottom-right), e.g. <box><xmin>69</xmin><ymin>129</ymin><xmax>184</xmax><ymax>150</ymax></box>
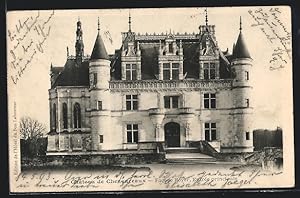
<box><xmin>239</xmin><ymin>16</ymin><xmax>242</xmax><ymax>32</ymax></box>
<box><xmin>97</xmin><ymin>17</ymin><xmax>100</xmax><ymax>33</ymax></box>
<box><xmin>205</xmin><ymin>8</ymin><xmax>208</xmax><ymax>26</ymax></box>
<box><xmin>67</xmin><ymin>46</ymin><xmax>69</xmax><ymax>57</ymax></box>
<box><xmin>128</xmin><ymin>10</ymin><xmax>132</xmax><ymax>32</ymax></box>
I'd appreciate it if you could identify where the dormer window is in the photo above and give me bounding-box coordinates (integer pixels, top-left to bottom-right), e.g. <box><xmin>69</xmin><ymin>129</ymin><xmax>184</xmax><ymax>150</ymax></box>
<box><xmin>203</xmin><ymin>62</ymin><xmax>216</xmax><ymax>80</ymax></box>
<box><xmin>169</xmin><ymin>43</ymin><xmax>173</xmax><ymax>53</ymax></box>
<box><xmin>126</xmin><ymin>64</ymin><xmax>137</xmax><ymax>80</ymax></box>
<box><xmin>163</xmin><ymin>63</ymin><xmax>179</xmax><ymax>80</ymax></box>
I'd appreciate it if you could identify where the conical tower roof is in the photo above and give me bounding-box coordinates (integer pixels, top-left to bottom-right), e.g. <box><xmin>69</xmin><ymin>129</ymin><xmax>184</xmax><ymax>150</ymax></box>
<box><xmin>90</xmin><ymin>18</ymin><xmax>109</xmax><ymax>60</ymax></box>
<box><xmin>233</xmin><ymin>32</ymin><xmax>251</xmax><ymax>59</ymax></box>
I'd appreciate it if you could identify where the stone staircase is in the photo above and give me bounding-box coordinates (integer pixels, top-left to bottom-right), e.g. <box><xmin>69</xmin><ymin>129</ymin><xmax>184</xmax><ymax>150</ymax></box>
<box><xmin>165</xmin><ymin>147</ymin><xmax>216</xmax><ymax>164</ymax></box>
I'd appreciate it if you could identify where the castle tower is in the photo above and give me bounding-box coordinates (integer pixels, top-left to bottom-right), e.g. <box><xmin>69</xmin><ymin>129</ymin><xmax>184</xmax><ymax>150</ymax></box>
<box><xmin>75</xmin><ymin>18</ymin><xmax>84</xmax><ymax>63</ymax></box>
<box><xmin>89</xmin><ymin>18</ymin><xmax>111</xmax><ymax>150</ymax></box>
<box><xmin>230</xmin><ymin>17</ymin><xmax>254</xmax><ymax>152</ymax></box>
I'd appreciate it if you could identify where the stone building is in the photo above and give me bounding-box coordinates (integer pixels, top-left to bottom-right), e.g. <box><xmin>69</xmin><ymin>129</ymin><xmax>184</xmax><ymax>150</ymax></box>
<box><xmin>47</xmin><ymin>13</ymin><xmax>254</xmax><ymax>156</ymax></box>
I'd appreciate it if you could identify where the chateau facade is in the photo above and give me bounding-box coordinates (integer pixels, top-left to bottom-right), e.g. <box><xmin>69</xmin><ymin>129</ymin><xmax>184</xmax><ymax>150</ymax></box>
<box><xmin>47</xmin><ymin>13</ymin><xmax>254</xmax><ymax>155</ymax></box>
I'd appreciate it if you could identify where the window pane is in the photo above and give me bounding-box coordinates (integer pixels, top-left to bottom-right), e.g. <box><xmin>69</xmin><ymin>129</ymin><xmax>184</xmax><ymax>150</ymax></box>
<box><xmin>133</xmin><ymin>131</ymin><xmax>138</xmax><ymax>143</ymax></box>
<box><xmin>172</xmin><ymin>63</ymin><xmax>179</xmax><ymax>69</ymax></box>
<box><xmin>163</xmin><ymin>63</ymin><xmax>170</xmax><ymax>69</ymax></box>
<box><xmin>205</xmin><ymin>123</ymin><xmax>209</xmax><ymax>128</ymax></box>
<box><xmin>99</xmin><ymin>135</ymin><xmax>103</xmax><ymax>143</ymax></box>
<box><xmin>210</xmin><ymin>63</ymin><xmax>216</xmax><ymax>68</ymax></box>
<box><xmin>205</xmin><ymin>130</ymin><xmax>210</xmax><ymax>141</ymax></box>
<box><xmin>97</xmin><ymin>101</ymin><xmax>102</xmax><ymax>110</ymax></box>
<box><xmin>126</xmin><ymin>71</ymin><xmax>131</xmax><ymax>80</ymax></box>
<box><xmin>172</xmin><ymin>96</ymin><xmax>179</xmax><ymax>108</ymax></box>
<box><xmin>126</xmin><ymin>101</ymin><xmax>131</xmax><ymax>110</ymax></box>
<box><xmin>133</xmin><ymin>124</ymin><xmax>138</xmax><ymax>130</ymax></box>
<box><xmin>169</xmin><ymin>43</ymin><xmax>173</xmax><ymax>53</ymax></box>
<box><xmin>204</xmin><ymin>63</ymin><xmax>209</xmax><ymax>68</ymax></box>
<box><xmin>132</xmin><ymin>64</ymin><xmax>137</xmax><ymax>69</ymax></box>
<box><xmin>163</xmin><ymin>70</ymin><xmax>170</xmax><ymax>80</ymax></box>
<box><xmin>132</xmin><ymin>95</ymin><xmax>138</xmax><ymax>99</ymax></box>
<box><xmin>172</xmin><ymin>69</ymin><xmax>179</xmax><ymax>80</ymax></box>
<box><xmin>126</xmin><ymin>64</ymin><xmax>131</xmax><ymax>69</ymax></box>
<box><xmin>204</xmin><ymin>99</ymin><xmax>209</xmax><ymax>108</ymax></box>
<box><xmin>210</xmin><ymin>93</ymin><xmax>216</xmax><ymax>98</ymax></box>
<box><xmin>127</xmin><ymin>132</ymin><xmax>132</xmax><ymax>143</ymax></box>
<box><xmin>204</xmin><ymin>69</ymin><xmax>209</xmax><ymax>80</ymax></box>
<box><xmin>132</xmin><ymin>70</ymin><xmax>137</xmax><ymax>80</ymax></box>
<box><xmin>127</xmin><ymin>124</ymin><xmax>132</xmax><ymax>130</ymax></box>
<box><xmin>211</xmin><ymin>130</ymin><xmax>217</xmax><ymax>140</ymax></box>
<box><xmin>164</xmin><ymin>96</ymin><xmax>170</xmax><ymax>108</ymax></box>
<box><xmin>211</xmin><ymin>123</ymin><xmax>216</xmax><ymax>128</ymax></box>
<box><xmin>211</xmin><ymin>99</ymin><xmax>216</xmax><ymax>108</ymax></box>
<box><xmin>126</xmin><ymin>95</ymin><xmax>131</xmax><ymax>100</ymax></box>
<box><xmin>204</xmin><ymin>93</ymin><xmax>209</xmax><ymax>98</ymax></box>
<box><xmin>133</xmin><ymin>101</ymin><xmax>138</xmax><ymax>110</ymax></box>
<box><xmin>210</xmin><ymin>68</ymin><xmax>216</xmax><ymax>79</ymax></box>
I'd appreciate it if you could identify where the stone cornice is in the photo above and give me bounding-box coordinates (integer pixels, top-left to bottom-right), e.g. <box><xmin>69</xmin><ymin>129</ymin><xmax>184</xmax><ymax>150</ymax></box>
<box><xmin>109</xmin><ymin>79</ymin><xmax>233</xmax><ymax>92</ymax></box>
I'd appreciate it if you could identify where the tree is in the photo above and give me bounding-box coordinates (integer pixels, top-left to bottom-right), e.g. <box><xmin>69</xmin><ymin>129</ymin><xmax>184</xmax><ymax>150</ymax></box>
<box><xmin>20</xmin><ymin>116</ymin><xmax>45</xmax><ymax>140</ymax></box>
<box><xmin>20</xmin><ymin>117</ymin><xmax>46</xmax><ymax>157</ymax></box>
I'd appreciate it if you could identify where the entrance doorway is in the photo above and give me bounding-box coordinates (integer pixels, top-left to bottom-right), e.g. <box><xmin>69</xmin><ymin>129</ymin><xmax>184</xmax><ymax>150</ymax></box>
<box><xmin>164</xmin><ymin>122</ymin><xmax>180</xmax><ymax>147</ymax></box>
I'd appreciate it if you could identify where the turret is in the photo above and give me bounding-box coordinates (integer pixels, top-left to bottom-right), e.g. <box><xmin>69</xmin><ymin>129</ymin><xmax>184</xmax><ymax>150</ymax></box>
<box><xmin>89</xmin><ymin>18</ymin><xmax>111</xmax><ymax>150</ymax></box>
<box><xmin>75</xmin><ymin>18</ymin><xmax>84</xmax><ymax>63</ymax></box>
<box><xmin>230</xmin><ymin>17</ymin><xmax>254</xmax><ymax>152</ymax></box>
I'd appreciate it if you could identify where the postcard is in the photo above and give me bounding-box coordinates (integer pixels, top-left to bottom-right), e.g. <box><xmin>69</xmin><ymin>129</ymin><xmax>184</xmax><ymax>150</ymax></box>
<box><xmin>7</xmin><ymin>6</ymin><xmax>294</xmax><ymax>192</ymax></box>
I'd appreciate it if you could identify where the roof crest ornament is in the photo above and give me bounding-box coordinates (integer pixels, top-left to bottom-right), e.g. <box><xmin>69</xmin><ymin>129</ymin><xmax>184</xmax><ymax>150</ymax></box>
<box><xmin>97</xmin><ymin>17</ymin><xmax>100</xmax><ymax>33</ymax></box>
<box><xmin>205</xmin><ymin>8</ymin><xmax>208</xmax><ymax>27</ymax></box>
<box><xmin>239</xmin><ymin>16</ymin><xmax>242</xmax><ymax>32</ymax></box>
<box><xmin>128</xmin><ymin>10</ymin><xmax>132</xmax><ymax>32</ymax></box>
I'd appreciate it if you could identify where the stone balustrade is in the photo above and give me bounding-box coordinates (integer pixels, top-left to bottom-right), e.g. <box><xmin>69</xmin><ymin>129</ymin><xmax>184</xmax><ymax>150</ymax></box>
<box><xmin>109</xmin><ymin>79</ymin><xmax>232</xmax><ymax>91</ymax></box>
<box><xmin>148</xmin><ymin>108</ymin><xmax>165</xmax><ymax>115</ymax></box>
<box><xmin>179</xmin><ymin>107</ymin><xmax>195</xmax><ymax>115</ymax></box>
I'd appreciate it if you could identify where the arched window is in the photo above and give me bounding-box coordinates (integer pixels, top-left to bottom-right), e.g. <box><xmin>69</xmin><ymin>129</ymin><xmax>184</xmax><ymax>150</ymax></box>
<box><xmin>62</xmin><ymin>103</ymin><xmax>68</xmax><ymax>129</ymax></box>
<box><xmin>52</xmin><ymin>103</ymin><xmax>57</xmax><ymax>130</ymax></box>
<box><xmin>73</xmin><ymin>103</ymin><xmax>81</xmax><ymax>128</ymax></box>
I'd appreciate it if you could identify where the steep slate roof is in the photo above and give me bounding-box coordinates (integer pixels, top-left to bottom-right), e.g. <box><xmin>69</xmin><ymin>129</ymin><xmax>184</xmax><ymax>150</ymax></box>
<box><xmin>51</xmin><ymin>59</ymin><xmax>89</xmax><ymax>88</ymax></box>
<box><xmin>110</xmin><ymin>37</ymin><xmax>232</xmax><ymax>80</ymax></box>
<box><xmin>90</xmin><ymin>33</ymin><xmax>109</xmax><ymax>60</ymax></box>
<box><xmin>233</xmin><ymin>32</ymin><xmax>251</xmax><ymax>59</ymax></box>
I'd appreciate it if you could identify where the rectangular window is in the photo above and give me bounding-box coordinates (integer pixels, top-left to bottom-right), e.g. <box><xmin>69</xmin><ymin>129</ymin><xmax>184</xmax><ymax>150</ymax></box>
<box><xmin>203</xmin><ymin>62</ymin><xmax>216</xmax><ymax>80</ymax></box>
<box><xmin>204</xmin><ymin>122</ymin><xmax>217</xmax><ymax>141</ymax></box>
<box><xmin>246</xmin><ymin>132</ymin><xmax>250</xmax><ymax>140</ymax></box>
<box><xmin>210</xmin><ymin>63</ymin><xmax>216</xmax><ymax>79</ymax></box>
<box><xmin>126</xmin><ymin>95</ymin><xmax>138</xmax><ymax>110</ymax></box>
<box><xmin>204</xmin><ymin>93</ymin><xmax>216</xmax><ymax>109</ymax></box>
<box><xmin>97</xmin><ymin>101</ymin><xmax>102</xmax><ymax>110</ymax></box>
<box><xmin>99</xmin><ymin>135</ymin><xmax>103</xmax><ymax>143</ymax></box>
<box><xmin>163</xmin><ymin>63</ymin><xmax>179</xmax><ymax>80</ymax></box>
<box><xmin>163</xmin><ymin>63</ymin><xmax>171</xmax><ymax>80</ymax></box>
<box><xmin>245</xmin><ymin>71</ymin><xmax>249</xmax><ymax>80</ymax></box>
<box><xmin>169</xmin><ymin>43</ymin><xmax>173</xmax><ymax>53</ymax></box>
<box><xmin>164</xmin><ymin>96</ymin><xmax>179</xmax><ymax>109</ymax></box>
<box><xmin>127</xmin><ymin>124</ymin><xmax>138</xmax><ymax>143</ymax></box>
<box><xmin>172</xmin><ymin>63</ymin><xmax>179</xmax><ymax>80</ymax></box>
<box><xmin>125</xmin><ymin>64</ymin><xmax>137</xmax><ymax>80</ymax></box>
<box><xmin>90</xmin><ymin>73</ymin><xmax>97</xmax><ymax>86</ymax></box>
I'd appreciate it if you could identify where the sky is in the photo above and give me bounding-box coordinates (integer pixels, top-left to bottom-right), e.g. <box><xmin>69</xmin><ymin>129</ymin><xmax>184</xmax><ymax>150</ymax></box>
<box><xmin>7</xmin><ymin>7</ymin><xmax>293</xmax><ymax>132</ymax></box>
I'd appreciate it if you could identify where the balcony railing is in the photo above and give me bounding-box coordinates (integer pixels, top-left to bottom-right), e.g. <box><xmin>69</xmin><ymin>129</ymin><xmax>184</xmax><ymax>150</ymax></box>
<box><xmin>179</xmin><ymin>107</ymin><xmax>195</xmax><ymax>115</ymax></box>
<box><xmin>149</xmin><ymin>108</ymin><xmax>165</xmax><ymax>115</ymax></box>
<box><xmin>109</xmin><ymin>79</ymin><xmax>232</xmax><ymax>90</ymax></box>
